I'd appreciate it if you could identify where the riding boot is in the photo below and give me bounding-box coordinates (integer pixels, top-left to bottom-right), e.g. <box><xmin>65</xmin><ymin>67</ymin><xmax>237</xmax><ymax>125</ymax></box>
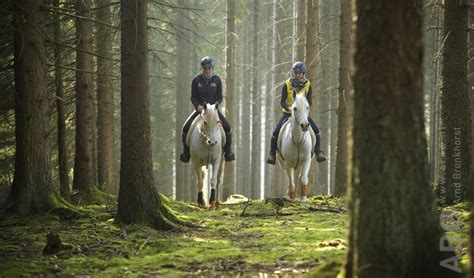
<box><xmin>224</xmin><ymin>132</ymin><xmax>235</xmax><ymax>162</ymax></box>
<box><xmin>315</xmin><ymin>133</ymin><xmax>321</xmax><ymax>153</ymax></box>
<box><xmin>179</xmin><ymin>133</ymin><xmax>191</xmax><ymax>163</ymax></box>
<box><xmin>266</xmin><ymin>135</ymin><xmax>278</xmax><ymax>165</ymax></box>
<box><xmin>314</xmin><ymin>133</ymin><xmax>326</xmax><ymax>162</ymax></box>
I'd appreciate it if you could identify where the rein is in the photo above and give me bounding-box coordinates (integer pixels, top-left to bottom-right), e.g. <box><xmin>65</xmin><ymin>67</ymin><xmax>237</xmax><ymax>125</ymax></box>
<box><xmin>197</xmin><ymin>113</ymin><xmax>221</xmax><ymax>168</ymax></box>
<box><xmin>198</xmin><ymin>124</ymin><xmax>212</xmax><ymax>168</ymax></box>
<box><xmin>199</xmin><ymin>128</ymin><xmax>210</xmax><ymax>143</ymax></box>
<box><xmin>289</xmin><ymin>114</ymin><xmax>308</xmax><ymax>170</ymax></box>
<box><xmin>290</xmin><ymin>130</ymin><xmax>307</xmax><ymax>170</ymax></box>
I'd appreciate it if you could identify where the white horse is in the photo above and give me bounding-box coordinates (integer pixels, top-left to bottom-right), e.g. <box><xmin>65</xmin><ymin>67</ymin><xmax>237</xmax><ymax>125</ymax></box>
<box><xmin>277</xmin><ymin>93</ymin><xmax>315</xmax><ymax>202</ymax></box>
<box><xmin>188</xmin><ymin>103</ymin><xmax>225</xmax><ymax>209</ymax></box>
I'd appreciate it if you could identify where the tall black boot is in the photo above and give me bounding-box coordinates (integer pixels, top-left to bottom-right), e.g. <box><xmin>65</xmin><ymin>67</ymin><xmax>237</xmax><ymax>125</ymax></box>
<box><xmin>179</xmin><ymin>133</ymin><xmax>190</xmax><ymax>163</ymax></box>
<box><xmin>224</xmin><ymin>132</ymin><xmax>235</xmax><ymax>162</ymax></box>
<box><xmin>266</xmin><ymin>135</ymin><xmax>278</xmax><ymax>165</ymax></box>
<box><xmin>314</xmin><ymin>133</ymin><xmax>326</xmax><ymax>162</ymax></box>
<box><xmin>315</xmin><ymin>133</ymin><xmax>321</xmax><ymax>153</ymax></box>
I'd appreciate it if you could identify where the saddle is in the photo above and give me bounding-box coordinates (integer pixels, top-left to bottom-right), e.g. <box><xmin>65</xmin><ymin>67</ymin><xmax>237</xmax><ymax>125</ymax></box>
<box><xmin>185</xmin><ymin>112</ymin><xmax>226</xmax><ymax>147</ymax></box>
<box><xmin>276</xmin><ymin>119</ymin><xmax>316</xmax><ymax>160</ymax></box>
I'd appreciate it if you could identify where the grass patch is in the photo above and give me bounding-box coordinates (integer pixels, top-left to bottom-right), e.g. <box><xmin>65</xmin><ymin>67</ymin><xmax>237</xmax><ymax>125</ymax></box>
<box><xmin>0</xmin><ymin>197</ymin><xmax>469</xmax><ymax>276</ymax></box>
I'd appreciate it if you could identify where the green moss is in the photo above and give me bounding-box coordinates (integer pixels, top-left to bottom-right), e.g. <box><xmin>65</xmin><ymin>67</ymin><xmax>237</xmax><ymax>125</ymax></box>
<box><xmin>304</xmin><ymin>260</ymin><xmax>343</xmax><ymax>278</ymax></box>
<box><xmin>71</xmin><ymin>186</ymin><xmax>115</xmax><ymax>206</ymax></box>
<box><xmin>0</xmin><ymin>196</ymin><xmax>469</xmax><ymax>276</ymax></box>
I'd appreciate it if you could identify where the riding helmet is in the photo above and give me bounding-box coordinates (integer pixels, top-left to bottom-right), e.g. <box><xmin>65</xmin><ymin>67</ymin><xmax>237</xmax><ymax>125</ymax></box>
<box><xmin>200</xmin><ymin>56</ymin><xmax>215</xmax><ymax>68</ymax></box>
<box><xmin>291</xmin><ymin>61</ymin><xmax>307</xmax><ymax>74</ymax></box>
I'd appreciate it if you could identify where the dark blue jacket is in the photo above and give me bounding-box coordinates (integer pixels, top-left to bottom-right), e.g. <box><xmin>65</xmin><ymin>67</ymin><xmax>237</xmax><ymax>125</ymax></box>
<box><xmin>191</xmin><ymin>74</ymin><xmax>223</xmax><ymax>109</ymax></box>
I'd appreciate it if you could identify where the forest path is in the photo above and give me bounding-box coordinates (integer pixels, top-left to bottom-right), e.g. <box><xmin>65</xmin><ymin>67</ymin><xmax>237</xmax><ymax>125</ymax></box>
<box><xmin>0</xmin><ymin>196</ymin><xmax>351</xmax><ymax>276</ymax></box>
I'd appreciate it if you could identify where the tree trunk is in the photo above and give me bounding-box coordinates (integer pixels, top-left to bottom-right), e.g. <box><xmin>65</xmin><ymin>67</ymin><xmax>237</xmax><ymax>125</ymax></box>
<box><xmin>316</xmin><ymin>0</ymin><xmax>333</xmax><ymax>194</ymax></box>
<box><xmin>334</xmin><ymin>0</ymin><xmax>354</xmax><ymax>197</ymax></box>
<box><xmin>348</xmin><ymin>0</ymin><xmax>455</xmax><ymax>276</ymax></box>
<box><xmin>235</xmin><ymin>22</ymin><xmax>244</xmax><ymax>197</ymax></box>
<box><xmin>295</xmin><ymin>0</ymin><xmax>305</xmax><ymax>60</ymax></box>
<box><xmin>343</xmin><ymin>1</ymin><xmax>356</xmax><ymax>273</ymax></box>
<box><xmin>96</xmin><ymin>0</ymin><xmax>117</xmax><ymax>194</ymax></box>
<box><xmin>305</xmin><ymin>0</ymin><xmax>319</xmax><ymax>197</ymax></box>
<box><xmin>439</xmin><ymin>0</ymin><xmax>472</xmax><ymax>205</ymax></box>
<box><xmin>250</xmin><ymin>1</ymin><xmax>261</xmax><ymax>199</ymax></box>
<box><xmin>468</xmin><ymin>2</ymin><xmax>474</xmax><ymax>276</ymax></box>
<box><xmin>240</xmin><ymin>5</ymin><xmax>252</xmax><ymax>198</ymax></box>
<box><xmin>118</xmin><ymin>0</ymin><xmax>179</xmax><ymax>230</ymax></box>
<box><xmin>269</xmin><ymin>0</ymin><xmax>291</xmax><ymax>198</ymax></box>
<box><xmin>266</xmin><ymin>0</ymin><xmax>278</xmax><ymax>198</ymax></box>
<box><xmin>264</xmin><ymin>0</ymin><xmax>276</xmax><ymax>198</ymax></box>
<box><xmin>175</xmin><ymin>0</ymin><xmax>193</xmax><ymax>202</ymax></box>
<box><xmin>329</xmin><ymin>1</ymin><xmax>339</xmax><ymax>194</ymax></box>
<box><xmin>427</xmin><ymin>1</ymin><xmax>443</xmax><ymax>186</ymax></box>
<box><xmin>223</xmin><ymin>0</ymin><xmax>236</xmax><ymax>200</ymax></box>
<box><xmin>73</xmin><ymin>0</ymin><xmax>97</xmax><ymax>193</ymax></box>
<box><xmin>53</xmin><ymin>0</ymin><xmax>70</xmax><ymax>198</ymax></box>
<box><xmin>8</xmin><ymin>0</ymin><xmax>55</xmax><ymax>214</ymax></box>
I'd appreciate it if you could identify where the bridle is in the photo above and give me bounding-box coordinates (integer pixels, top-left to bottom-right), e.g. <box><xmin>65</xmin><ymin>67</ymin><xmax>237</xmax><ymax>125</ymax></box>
<box><xmin>198</xmin><ymin>111</ymin><xmax>221</xmax><ymax>145</ymax></box>
<box><xmin>289</xmin><ymin>98</ymin><xmax>309</xmax><ymax>169</ymax></box>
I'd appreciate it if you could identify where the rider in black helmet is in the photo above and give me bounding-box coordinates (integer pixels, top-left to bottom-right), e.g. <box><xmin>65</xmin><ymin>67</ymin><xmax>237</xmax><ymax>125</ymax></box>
<box><xmin>180</xmin><ymin>56</ymin><xmax>235</xmax><ymax>163</ymax></box>
<box><xmin>266</xmin><ymin>61</ymin><xmax>326</xmax><ymax>165</ymax></box>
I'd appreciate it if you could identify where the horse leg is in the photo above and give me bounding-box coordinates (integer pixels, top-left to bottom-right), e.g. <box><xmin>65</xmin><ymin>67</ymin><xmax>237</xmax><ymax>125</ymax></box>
<box><xmin>299</xmin><ymin>160</ymin><xmax>311</xmax><ymax>203</ymax></box>
<box><xmin>194</xmin><ymin>164</ymin><xmax>205</xmax><ymax>208</ymax></box>
<box><xmin>208</xmin><ymin>158</ymin><xmax>222</xmax><ymax>210</ymax></box>
<box><xmin>215</xmin><ymin>157</ymin><xmax>225</xmax><ymax>207</ymax></box>
<box><xmin>286</xmin><ymin>167</ymin><xmax>296</xmax><ymax>201</ymax></box>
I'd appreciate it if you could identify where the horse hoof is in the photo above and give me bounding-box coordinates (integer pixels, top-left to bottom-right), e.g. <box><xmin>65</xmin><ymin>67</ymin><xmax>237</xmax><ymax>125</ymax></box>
<box><xmin>197</xmin><ymin>192</ymin><xmax>206</xmax><ymax>208</ymax></box>
<box><xmin>300</xmin><ymin>185</ymin><xmax>308</xmax><ymax>197</ymax></box>
<box><xmin>300</xmin><ymin>196</ymin><xmax>308</xmax><ymax>203</ymax></box>
<box><xmin>208</xmin><ymin>201</ymin><xmax>219</xmax><ymax>210</ymax></box>
<box><xmin>288</xmin><ymin>191</ymin><xmax>296</xmax><ymax>201</ymax></box>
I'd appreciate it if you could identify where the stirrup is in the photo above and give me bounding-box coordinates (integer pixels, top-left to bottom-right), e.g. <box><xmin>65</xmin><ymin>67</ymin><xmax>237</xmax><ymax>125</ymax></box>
<box><xmin>315</xmin><ymin>150</ymin><xmax>326</xmax><ymax>163</ymax></box>
<box><xmin>266</xmin><ymin>154</ymin><xmax>276</xmax><ymax>165</ymax></box>
<box><xmin>180</xmin><ymin>152</ymin><xmax>190</xmax><ymax>163</ymax></box>
<box><xmin>224</xmin><ymin>152</ymin><xmax>235</xmax><ymax>162</ymax></box>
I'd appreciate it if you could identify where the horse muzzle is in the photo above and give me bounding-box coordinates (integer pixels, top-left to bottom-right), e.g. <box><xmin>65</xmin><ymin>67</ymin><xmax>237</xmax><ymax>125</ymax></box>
<box><xmin>300</xmin><ymin>123</ymin><xmax>309</xmax><ymax>132</ymax></box>
<box><xmin>207</xmin><ymin>139</ymin><xmax>218</xmax><ymax>146</ymax></box>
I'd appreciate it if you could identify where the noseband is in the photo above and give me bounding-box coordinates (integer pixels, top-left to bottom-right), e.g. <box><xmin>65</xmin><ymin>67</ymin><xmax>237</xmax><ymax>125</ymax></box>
<box><xmin>198</xmin><ymin>112</ymin><xmax>220</xmax><ymax>145</ymax></box>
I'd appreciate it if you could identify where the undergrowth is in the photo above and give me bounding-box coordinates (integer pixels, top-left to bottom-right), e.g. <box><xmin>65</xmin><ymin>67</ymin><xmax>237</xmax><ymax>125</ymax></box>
<box><xmin>0</xmin><ymin>196</ymin><xmax>469</xmax><ymax>277</ymax></box>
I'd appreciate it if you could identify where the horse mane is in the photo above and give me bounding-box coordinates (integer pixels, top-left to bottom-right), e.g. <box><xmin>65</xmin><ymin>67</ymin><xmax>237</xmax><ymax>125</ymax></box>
<box><xmin>200</xmin><ymin>103</ymin><xmax>219</xmax><ymax>127</ymax></box>
<box><xmin>292</xmin><ymin>93</ymin><xmax>309</xmax><ymax>111</ymax></box>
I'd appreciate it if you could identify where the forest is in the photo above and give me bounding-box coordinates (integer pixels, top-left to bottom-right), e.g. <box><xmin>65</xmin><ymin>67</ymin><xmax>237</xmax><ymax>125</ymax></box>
<box><xmin>0</xmin><ymin>0</ymin><xmax>473</xmax><ymax>277</ymax></box>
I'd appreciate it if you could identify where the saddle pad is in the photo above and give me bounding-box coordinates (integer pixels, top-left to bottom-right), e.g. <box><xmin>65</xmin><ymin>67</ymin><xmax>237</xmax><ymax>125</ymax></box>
<box><xmin>185</xmin><ymin>112</ymin><xmax>201</xmax><ymax>146</ymax></box>
<box><xmin>276</xmin><ymin>120</ymin><xmax>291</xmax><ymax>152</ymax></box>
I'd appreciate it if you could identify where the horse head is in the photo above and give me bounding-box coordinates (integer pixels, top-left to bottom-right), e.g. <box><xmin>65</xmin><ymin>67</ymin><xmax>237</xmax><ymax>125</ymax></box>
<box><xmin>200</xmin><ymin>103</ymin><xmax>221</xmax><ymax>146</ymax></box>
<box><xmin>291</xmin><ymin>94</ymin><xmax>310</xmax><ymax>132</ymax></box>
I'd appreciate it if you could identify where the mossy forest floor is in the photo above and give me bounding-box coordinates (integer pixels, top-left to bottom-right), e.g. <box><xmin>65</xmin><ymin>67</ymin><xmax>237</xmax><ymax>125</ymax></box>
<box><xmin>0</xmin><ymin>195</ymin><xmax>470</xmax><ymax>277</ymax></box>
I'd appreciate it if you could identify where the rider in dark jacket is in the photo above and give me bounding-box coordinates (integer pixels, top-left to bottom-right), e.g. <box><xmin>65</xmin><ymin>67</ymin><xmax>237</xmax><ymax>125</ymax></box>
<box><xmin>266</xmin><ymin>61</ymin><xmax>326</xmax><ymax>165</ymax></box>
<box><xmin>180</xmin><ymin>57</ymin><xmax>235</xmax><ymax>163</ymax></box>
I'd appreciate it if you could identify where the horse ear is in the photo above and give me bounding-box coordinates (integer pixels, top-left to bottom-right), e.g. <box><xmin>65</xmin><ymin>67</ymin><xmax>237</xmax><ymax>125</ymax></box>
<box><xmin>215</xmin><ymin>103</ymin><xmax>219</xmax><ymax>109</ymax></box>
<box><xmin>203</xmin><ymin>102</ymin><xmax>207</xmax><ymax>110</ymax></box>
<box><xmin>292</xmin><ymin>91</ymin><xmax>296</xmax><ymax>100</ymax></box>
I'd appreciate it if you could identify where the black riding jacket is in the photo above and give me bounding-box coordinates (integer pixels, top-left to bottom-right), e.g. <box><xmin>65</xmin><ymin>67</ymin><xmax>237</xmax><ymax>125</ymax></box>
<box><xmin>191</xmin><ymin>73</ymin><xmax>223</xmax><ymax>109</ymax></box>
